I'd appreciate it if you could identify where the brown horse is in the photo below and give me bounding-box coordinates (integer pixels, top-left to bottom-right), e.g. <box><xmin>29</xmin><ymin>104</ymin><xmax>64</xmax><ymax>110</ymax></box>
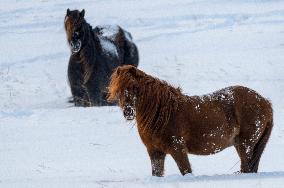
<box><xmin>108</xmin><ymin>65</ymin><xmax>273</xmax><ymax>177</ymax></box>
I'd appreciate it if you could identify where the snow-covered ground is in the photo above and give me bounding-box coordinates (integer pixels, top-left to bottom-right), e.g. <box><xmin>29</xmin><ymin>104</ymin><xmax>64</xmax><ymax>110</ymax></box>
<box><xmin>1</xmin><ymin>0</ymin><xmax>284</xmax><ymax>187</ymax></box>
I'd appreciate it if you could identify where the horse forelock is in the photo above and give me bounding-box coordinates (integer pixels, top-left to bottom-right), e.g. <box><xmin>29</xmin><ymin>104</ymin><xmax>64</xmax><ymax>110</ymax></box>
<box><xmin>65</xmin><ymin>19</ymin><xmax>74</xmax><ymax>42</ymax></box>
<box><xmin>64</xmin><ymin>13</ymin><xmax>86</xmax><ymax>42</ymax></box>
<box><xmin>108</xmin><ymin>69</ymin><xmax>137</xmax><ymax>104</ymax></box>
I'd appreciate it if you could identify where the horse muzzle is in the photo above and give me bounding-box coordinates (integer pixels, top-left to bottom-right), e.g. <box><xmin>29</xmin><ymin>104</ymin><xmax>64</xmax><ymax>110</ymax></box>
<box><xmin>70</xmin><ymin>39</ymin><xmax>82</xmax><ymax>54</ymax></box>
<box><xmin>123</xmin><ymin>106</ymin><xmax>135</xmax><ymax>121</ymax></box>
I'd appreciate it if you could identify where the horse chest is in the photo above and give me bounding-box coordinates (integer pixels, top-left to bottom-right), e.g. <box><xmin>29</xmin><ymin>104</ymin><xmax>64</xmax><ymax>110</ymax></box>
<box><xmin>138</xmin><ymin>129</ymin><xmax>170</xmax><ymax>151</ymax></box>
<box><xmin>184</xmin><ymin>120</ymin><xmax>238</xmax><ymax>155</ymax></box>
<box><xmin>68</xmin><ymin>60</ymin><xmax>84</xmax><ymax>79</ymax></box>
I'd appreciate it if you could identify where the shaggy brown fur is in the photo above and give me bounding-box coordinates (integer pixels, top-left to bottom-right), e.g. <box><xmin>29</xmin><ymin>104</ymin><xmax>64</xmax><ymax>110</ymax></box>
<box><xmin>108</xmin><ymin>65</ymin><xmax>273</xmax><ymax>176</ymax></box>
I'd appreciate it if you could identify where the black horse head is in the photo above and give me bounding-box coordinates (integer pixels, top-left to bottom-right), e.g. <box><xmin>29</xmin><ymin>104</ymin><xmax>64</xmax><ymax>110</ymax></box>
<box><xmin>64</xmin><ymin>9</ymin><xmax>86</xmax><ymax>54</ymax></box>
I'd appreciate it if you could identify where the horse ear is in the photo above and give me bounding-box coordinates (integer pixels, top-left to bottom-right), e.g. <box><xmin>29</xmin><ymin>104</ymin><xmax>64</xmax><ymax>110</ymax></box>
<box><xmin>129</xmin><ymin>66</ymin><xmax>137</xmax><ymax>76</ymax></box>
<box><xmin>116</xmin><ymin>67</ymin><xmax>121</xmax><ymax>75</ymax></box>
<box><xmin>80</xmin><ymin>9</ymin><xmax>85</xmax><ymax>18</ymax></box>
<box><xmin>67</xmin><ymin>8</ymin><xmax>71</xmax><ymax>16</ymax></box>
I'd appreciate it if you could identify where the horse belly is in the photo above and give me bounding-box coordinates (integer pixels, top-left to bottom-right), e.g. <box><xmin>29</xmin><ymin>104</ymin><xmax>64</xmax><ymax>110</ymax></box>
<box><xmin>187</xmin><ymin>136</ymin><xmax>234</xmax><ymax>155</ymax></box>
<box><xmin>185</xmin><ymin>120</ymin><xmax>239</xmax><ymax>155</ymax></box>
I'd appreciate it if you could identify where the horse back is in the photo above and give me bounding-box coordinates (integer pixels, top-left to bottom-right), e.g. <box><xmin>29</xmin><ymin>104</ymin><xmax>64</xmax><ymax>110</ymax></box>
<box><xmin>93</xmin><ymin>25</ymin><xmax>139</xmax><ymax>67</ymax></box>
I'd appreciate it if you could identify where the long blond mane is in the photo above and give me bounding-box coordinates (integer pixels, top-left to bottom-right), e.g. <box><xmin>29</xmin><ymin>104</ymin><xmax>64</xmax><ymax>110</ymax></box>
<box><xmin>108</xmin><ymin>65</ymin><xmax>184</xmax><ymax>134</ymax></box>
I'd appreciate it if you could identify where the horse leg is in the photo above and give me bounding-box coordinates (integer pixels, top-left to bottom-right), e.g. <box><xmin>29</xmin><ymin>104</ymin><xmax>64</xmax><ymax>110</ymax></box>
<box><xmin>68</xmin><ymin>59</ymin><xmax>91</xmax><ymax>106</ymax></box>
<box><xmin>148</xmin><ymin>150</ymin><xmax>166</xmax><ymax>177</ymax></box>
<box><xmin>235</xmin><ymin>119</ymin><xmax>273</xmax><ymax>173</ymax></box>
<box><xmin>85</xmin><ymin>81</ymin><xmax>105</xmax><ymax>106</ymax></box>
<box><xmin>170</xmin><ymin>149</ymin><xmax>192</xmax><ymax>175</ymax></box>
<box><xmin>234</xmin><ymin>142</ymin><xmax>254</xmax><ymax>173</ymax></box>
<box><xmin>249</xmin><ymin>121</ymin><xmax>273</xmax><ymax>172</ymax></box>
<box><xmin>71</xmin><ymin>84</ymin><xmax>90</xmax><ymax>106</ymax></box>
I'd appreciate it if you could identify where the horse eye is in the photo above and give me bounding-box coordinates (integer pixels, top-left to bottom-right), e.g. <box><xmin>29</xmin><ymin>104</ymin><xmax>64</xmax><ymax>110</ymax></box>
<box><xmin>74</xmin><ymin>31</ymin><xmax>79</xmax><ymax>38</ymax></box>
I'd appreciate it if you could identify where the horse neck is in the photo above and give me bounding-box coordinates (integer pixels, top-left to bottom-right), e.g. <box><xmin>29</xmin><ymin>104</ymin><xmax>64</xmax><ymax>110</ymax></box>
<box><xmin>78</xmin><ymin>23</ymin><xmax>100</xmax><ymax>63</ymax></box>
<box><xmin>80</xmin><ymin>23</ymin><xmax>91</xmax><ymax>46</ymax></box>
<box><xmin>133</xmin><ymin>80</ymin><xmax>185</xmax><ymax>134</ymax></box>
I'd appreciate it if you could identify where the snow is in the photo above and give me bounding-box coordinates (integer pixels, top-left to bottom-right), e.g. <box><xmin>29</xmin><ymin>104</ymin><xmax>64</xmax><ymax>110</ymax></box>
<box><xmin>0</xmin><ymin>0</ymin><xmax>284</xmax><ymax>187</ymax></box>
<box><xmin>97</xmin><ymin>24</ymin><xmax>133</xmax><ymax>57</ymax></box>
<box><xmin>97</xmin><ymin>25</ymin><xmax>120</xmax><ymax>40</ymax></box>
<box><xmin>97</xmin><ymin>25</ymin><xmax>120</xmax><ymax>56</ymax></box>
<box><xmin>99</xmin><ymin>37</ymin><xmax>118</xmax><ymax>57</ymax></box>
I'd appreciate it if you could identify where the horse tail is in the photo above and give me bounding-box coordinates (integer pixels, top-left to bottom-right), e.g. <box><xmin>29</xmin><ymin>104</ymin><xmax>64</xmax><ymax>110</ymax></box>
<box><xmin>123</xmin><ymin>41</ymin><xmax>139</xmax><ymax>67</ymax></box>
<box><xmin>250</xmin><ymin>118</ymin><xmax>273</xmax><ymax>172</ymax></box>
<box><xmin>123</xmin><ymin>30</ymin><xmax>133</xmax><ymax>41</ymax></box>
<box><xmin>113</xmin><ymin>27</ymin><xmax>139</xmax><ymax>67</ymax></box>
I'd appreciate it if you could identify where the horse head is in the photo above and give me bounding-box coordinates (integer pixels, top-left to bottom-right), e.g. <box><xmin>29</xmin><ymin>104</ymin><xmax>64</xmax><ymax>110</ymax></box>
<box><xmin>64</xmin><ymin>9</ymin><xmax>86</xmax><ymax>54</ymax></box>
<box><xmin>108</xmin><ymin>65</ymin><xmax>141</xmax><ymax>120</ymax></box>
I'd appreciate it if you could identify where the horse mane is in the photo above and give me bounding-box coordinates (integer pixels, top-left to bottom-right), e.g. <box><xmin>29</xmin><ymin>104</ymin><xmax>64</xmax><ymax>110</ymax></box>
<box><xmin>108</xmin><ymin>66</ymin><xmax>184</xmax><ymax>134</ymax></box>
<box><xmin>65</xmin><ymin>12</ymin><xmax>100</xmax><ymax>84</ymax></box>
<box><xmin>78</xmin><ymin>22</ymin><xmax>100</xmax><ymax>84</ymax></box>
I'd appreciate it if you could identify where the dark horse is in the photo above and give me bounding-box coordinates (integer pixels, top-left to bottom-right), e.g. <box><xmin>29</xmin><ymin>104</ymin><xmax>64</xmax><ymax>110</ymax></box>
<box><xmin>64</xmin><ymin>9</ymin><xmax>139</xmax><ymax>106</ymax></box>
<box><xmin>108</xmin><ymin>65</ymin><xmax>273</xmax><ymax>176</ymax></box>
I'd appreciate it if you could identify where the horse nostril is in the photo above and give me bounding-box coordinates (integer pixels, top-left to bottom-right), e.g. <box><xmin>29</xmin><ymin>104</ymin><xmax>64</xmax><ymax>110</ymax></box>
<box><xmin>123</xmin><ymin>108</ymin><xmax>131</xmax><ymax>116</ymax></box>
<box><xmin>70</xmin><ymin>40</ymin><xmax>82</xmax><ymax>54</ymax></box>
